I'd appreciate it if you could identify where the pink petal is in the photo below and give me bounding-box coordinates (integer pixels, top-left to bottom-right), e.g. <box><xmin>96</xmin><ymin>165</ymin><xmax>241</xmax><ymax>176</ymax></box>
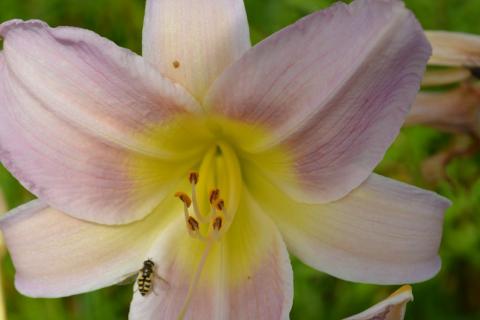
<box><xmin>0</xmin><ymin>22</ymin><xmax>200</xmax><ymax>224</ymax></box>
<box><xmin>129</xmin><ymin>194</ymin><xmax>292</xmax><ymax>319</ymax></box>
<box><xmin>0</xmin><ymin>200</ymin><xmax>174</xmax><ymax>297</ymax></box>
<box><xmin>246</xmin><ymin>168</ymin><xmax>450</xmax><ymax>284</ymax></box>
<box><xmin>345</xmin><ymin>285</ymin><xmax>413</xmax><ymax>320</ymax></box>
<box><xmin>142</xmin><ymin>0</ymin><xmax>251</xmax><ymax>100</ymax></box>
<box><xmin>206</xmin><ymin>0</ymin><xmax>431</xmax><ymax>203</ymax></box>
<box><xmin>0</xmin><ymin>20</ymin><xmax>199</xmax><ymax>153</ymax></box>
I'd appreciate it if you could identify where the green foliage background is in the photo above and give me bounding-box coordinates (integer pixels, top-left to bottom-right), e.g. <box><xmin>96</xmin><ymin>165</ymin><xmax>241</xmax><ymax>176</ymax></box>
<box><xmin>0</xmin><ymin>0</ymin><xmax>479</xmax><ymax>319</ymax></box>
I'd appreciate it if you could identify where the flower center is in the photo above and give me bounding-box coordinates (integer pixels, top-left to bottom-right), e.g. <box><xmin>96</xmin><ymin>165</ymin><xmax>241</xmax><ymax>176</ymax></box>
<box><xmin>175</xmin><ymin>141</ymin><xmax>241</xmax><ymax>242</ymax></box>
<box><xmin>174</xmin><ymin>174</ymin><xmax>227</xmax><ymax>242</ymax></box>
<box><xmin>174</xmin><ymin>142</ymin><xmax>242</xmax><ymax>319</ymax></box>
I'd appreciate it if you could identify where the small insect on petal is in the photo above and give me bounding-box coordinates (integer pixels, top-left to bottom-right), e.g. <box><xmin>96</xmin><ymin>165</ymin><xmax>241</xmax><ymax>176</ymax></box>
<box><xmin>137</xmin><ymin>259</ymin><xmax>156</xmax><ymax>297</ymax></box>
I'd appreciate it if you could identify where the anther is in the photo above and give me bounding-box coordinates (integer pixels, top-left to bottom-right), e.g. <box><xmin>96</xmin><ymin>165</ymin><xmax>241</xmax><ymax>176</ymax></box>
<box><xmin>212</xmin><ymin>216</ymin><xmax>223</xmax><ymax>232</ymax></box>
<box><xmin>175</xmin><ymin>192</ymin><xmax>192</xmax><ymax>208</ymax></box>
<box><xmin>209</xmin><ymin>189</ymin><xmax>220</xmax><ymax>204</ymax></box>
<box><xmin>189</xmin><ymin>172</ymin><xmax>208</xmax><ymax>224</ymax></box>
<box><xmin>214</xmin><ymin>199</ymin><xmax>225</xmax><ymax>211</ymax></box>
<box><xmin>189</xmin><ymin>172</ymin><xmax>199</xmax><ymax>185</ymax></box>
<box><xmin>187</xmin><ymin>216</ymin><xmax>200</xmax><ymax>233</ymax></box>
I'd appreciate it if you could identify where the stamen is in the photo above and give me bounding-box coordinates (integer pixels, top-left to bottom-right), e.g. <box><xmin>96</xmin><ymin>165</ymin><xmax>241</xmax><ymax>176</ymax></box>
<box><xmin>175</xmin><ymin>192</ymin><xmax>192</xmax><ymax>208</ymax></box>
<box><xmin>212</xmin><ymin>216</ymin><xmax>223</xmax><ymax>232</ymax></box>
<box><xmin>209</xmin><ymin>189</ymin><xmax>220</xmax><ymax>204</ymax></box>
<box><xmin>190</xmin><ymin>172</ymin><xmax>209</xmax><ymax>224</ymax></box>
<box><xmin>174</xmin><ymin>143</ymin><xmax>242</xmax><ymax>318</ymax></box>
<box><xmin>214</xmin><ymin>198</ymin><xmax>231</xmax><ymax>221</ymax></box>
<box><xmin>174</xmin><ymin>165</ymin><xmax>238</xmax><ymax>318</ymax></box>
<box><xmin>208</xmin><ymin>215</ymin><xmax>225</xmax><ymax>241</ymax></box>
<box><xmin>214</xmin><ymin>199</ymin><xmax>224</xmax><ymax>211</ymax></box>
<box><xmin>184</xmin><ymin>216</ymin><xmax>207</xmax><ymax>241</ymax></box>
<box><xmin>189</xmin><ymin>172</ymin><xmax>199</xmax><ymax>185</ymax></box>
<box><xmin>187</xmin><ymin>216</ymin><xmax>200</xmax><ymax>233</ymax></box>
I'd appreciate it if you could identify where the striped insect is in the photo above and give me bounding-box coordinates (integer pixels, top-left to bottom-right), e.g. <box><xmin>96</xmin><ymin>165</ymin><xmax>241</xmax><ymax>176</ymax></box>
<box><xmin>117</xmin><ymin>258</ymin><xmax>169</xmax><ymax>296</ymax></box>
<box><xmin>137</xmin><ymin>259</ymin><xmax>156</xmax><ymax>296</ymax></box>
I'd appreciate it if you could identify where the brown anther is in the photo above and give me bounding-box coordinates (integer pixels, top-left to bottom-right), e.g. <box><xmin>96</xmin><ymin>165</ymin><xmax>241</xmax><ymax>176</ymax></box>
<box><xmin>209</xmin><ymin>189</ymin><xmax>220</xmax><ymax>204</ymax></box>
<box><xmin>214</xmin><ymin>199</ymin><xmax>225</xmax><ymax>211</ymax></box>
<box><xmin>173</xmin><ymin>60</ymin><xmax>180</xmax><ymax>69</ymax></box>
<box><xmin>187</xmin><ymin>216</ymin><xmax>200</xmax><ymax>232</ymax></box>
<box><xmin>212</xmin><ymin>216</ymin><xmax>223</xmax><ymax>231</ymax></box>
<box><xmin>175</xmin><ymin>192</ymin><xmax>192</xmax><ymax>208</ymax></box>
<box><xmin>189</xmin><ymin>172</ymin><xmax>199</xmax><ymax>185</ymax></box>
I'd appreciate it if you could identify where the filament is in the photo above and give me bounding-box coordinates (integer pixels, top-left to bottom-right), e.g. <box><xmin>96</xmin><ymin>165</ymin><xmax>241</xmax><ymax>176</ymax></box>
<box><xmin>176</xmin><ymin>240</ymin><xmax>214</xmax><ymax>320</ymax></box>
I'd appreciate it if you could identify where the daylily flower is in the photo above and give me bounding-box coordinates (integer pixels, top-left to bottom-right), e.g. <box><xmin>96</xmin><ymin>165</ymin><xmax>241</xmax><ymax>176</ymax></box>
<box><xmin>0</xmin><ymin>0</ymin><xmax>449</xmax><ymax>319</ymax></box>
<box><xmin>345</xmin><ymin>285</ymin><xmax>413</xmax><ymax>320</ymax></box>
<box><xmin>407</xmin><ymin>31</ymin><xmax>480</xmax><ymax>138</ymax></box>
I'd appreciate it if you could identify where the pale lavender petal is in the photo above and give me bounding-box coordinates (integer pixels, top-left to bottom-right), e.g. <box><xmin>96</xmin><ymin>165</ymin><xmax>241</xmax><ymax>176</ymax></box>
<box><xmin>246</xmin><ymin>167</ymin><xmax>450</xmax><ymax>284</ymax></box>
<box><xmin>143</xmin><ymin>0</ymin><xmax>251</xmax><ymax>100</ymax></box>
<box><xmin>0</xmin><ymin>200</ymin><xmax>176</xmax><ymax>297</ymax></box>
<box><xmin>0</xmin><ymin>20</ymin><xmax>200</xmax><ymax>154</ymax></box>
<box><xmin>206</xmin><ymin>0</ymin><xmax>431</xmax><ymax>203</ymax></box>
<box><xmin>129</xmin><ymin>194</ymin><xmax>292</xmax><ymax>320</ymax></box>
<box><xmin>0</xmin><ymin>21</ymin><xmax>200</xmax><ymax>224</ymax></box>
<box><xmin>344</xmin><ymin>285</ymin><xmax>413</xmax><ymax>320</ymax></box>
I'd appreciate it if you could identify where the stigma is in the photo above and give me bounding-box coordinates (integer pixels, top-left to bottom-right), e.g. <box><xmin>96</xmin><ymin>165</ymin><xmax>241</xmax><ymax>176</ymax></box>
<box><xmin>175</xmin><ymin>172</ymin><xmax>229</xmax><ymax>242</ymax></box>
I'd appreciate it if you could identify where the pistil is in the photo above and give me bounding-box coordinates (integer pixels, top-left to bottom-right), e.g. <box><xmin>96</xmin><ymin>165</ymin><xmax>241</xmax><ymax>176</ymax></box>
<box><xmin>189</xmin><ymin>172</ymin><xmax>209</xmax><ymax>224</ymax></box>
<box><xmin>176</xmin><ymin>240</ymin><xmax>214</xmax><ymax>320</ymax></box>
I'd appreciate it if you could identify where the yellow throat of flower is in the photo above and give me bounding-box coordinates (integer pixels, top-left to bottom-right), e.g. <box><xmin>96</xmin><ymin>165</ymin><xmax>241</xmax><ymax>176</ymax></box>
<box><xmin>130</xmin><ymin>115</ymin><xmax>294</xmax><ymax>319</ymax></box>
